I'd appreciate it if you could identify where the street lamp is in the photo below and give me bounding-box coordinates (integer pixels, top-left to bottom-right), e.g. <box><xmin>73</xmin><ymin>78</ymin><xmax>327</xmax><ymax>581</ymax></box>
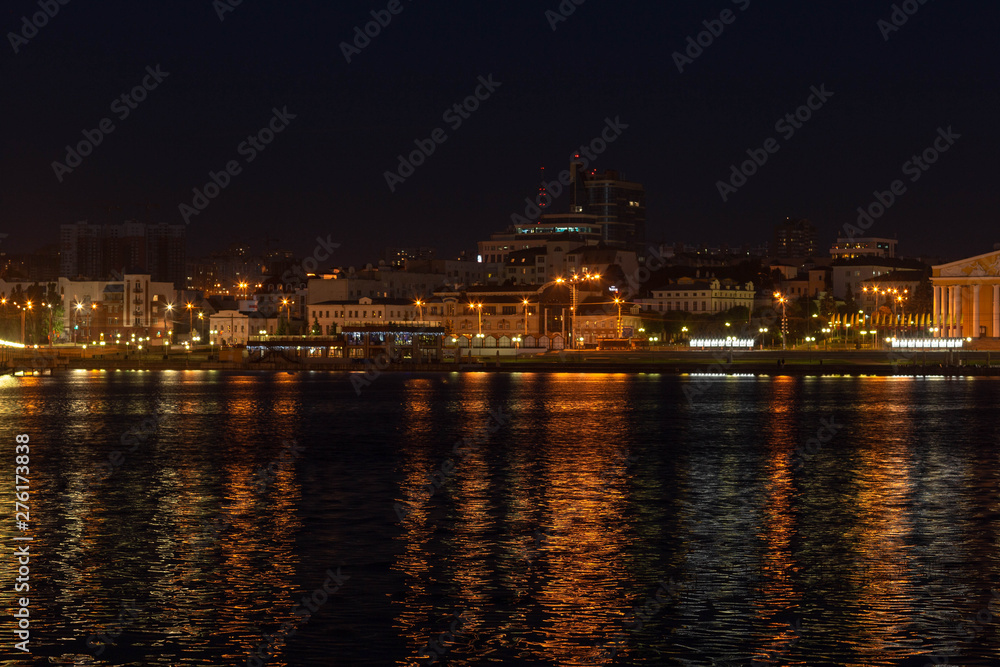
<box><xmin>74</xmin><ymin>302</ymin><xmax>84</xmax><ymax>344</ymax></box>
<box><xmin>522</xmin><ymin>299</ymin><xmax>530</xmax><ymax>336</ymax></box>
<box><xmin>281</xmin><ymin>298</ymin><xmax>291</xmax><ymax>334</ymax></box>
<box><xmin>512</xmin><ymin>335</ymin><xmax>521</xmax><ymax>360</ymax></box>
<box><xmin>773</xmin><ymin>292</ymin><xmax>787</xmax><ymax>350</ymax></box>
<box><xmin>414</xmin><ymin>299</ymin><xmax>424</xmax><ymax>323</ymax></box>
<box><xmin>614</xmin><ymin>297</ymin><xmax>624</xmax><ymax>338</ymax></box>
<box><xmin>470</xmin><ymin>302</ymin><xmax>483</xmax><ymax>336</ymax></box>
<box><xmin>165</xmin><ymin>303</ymin><xmax>174</xmax><ymax>341</ymax></box>
<box><xmin>759</xmin><ymin>327</ymin><xmax>769</xmax><ymax>350</ymax></box>
<box><xmin>556</xmin><ymin>271</ymin><xmax>601</xmax><ymax>349</ymax></box>
<box><xmin>20</xmin><ymin>301</ymin><xmax>33</xmax><ymax>345</ymax></box>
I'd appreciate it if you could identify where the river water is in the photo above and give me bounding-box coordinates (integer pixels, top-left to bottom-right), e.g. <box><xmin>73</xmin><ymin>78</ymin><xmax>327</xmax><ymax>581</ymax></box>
<box><xmin>1</xmin><ymin>370</ymin><xmax>999</xmax><ymax>665</ymax></box>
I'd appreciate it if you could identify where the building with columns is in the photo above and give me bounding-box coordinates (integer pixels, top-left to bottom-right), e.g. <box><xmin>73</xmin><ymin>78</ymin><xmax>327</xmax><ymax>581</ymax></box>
<box><xmin>931</xmin><ymin>250</ymin><xmax>1000</xmax><ymax>339</ymax></box>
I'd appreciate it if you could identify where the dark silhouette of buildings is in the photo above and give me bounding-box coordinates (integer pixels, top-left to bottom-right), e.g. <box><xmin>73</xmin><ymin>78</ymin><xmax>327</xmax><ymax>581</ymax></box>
<box><xmin>60</xmin><ymin>221</ymin><xmax>185</xmax><ymax>284</ymax></box>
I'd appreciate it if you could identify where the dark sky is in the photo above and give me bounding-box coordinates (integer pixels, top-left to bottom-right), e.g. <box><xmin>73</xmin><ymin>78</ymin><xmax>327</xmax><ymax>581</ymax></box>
<box><xmin>3</xmin><ymin>0</ymin><xmax>998</xmax><ymax>266</ymax></box>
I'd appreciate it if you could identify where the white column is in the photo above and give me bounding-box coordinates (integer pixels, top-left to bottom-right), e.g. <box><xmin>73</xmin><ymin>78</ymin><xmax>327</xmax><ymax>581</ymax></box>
<box><xmin>993</xmin><ymin>285</ymin><xmax>999</xmax><ymax>338</ymax></box>
<box><xmin>973</xmin><ymin>285</ymin><xmax>981</xmax><ymax>338</ymax></box>
<box><xmin>946</xmin><ymin>286</ymin><xmax>954</xmax><ymax>337</ymax></box>
<box><xmin>933</xmin><ymin>285</ymin><xmax>941</xmax><ymax>336</ymax></box>
<box><xmin>955</xmin><ymin>285</ymin><xmax>965</xmax><ymax>338</ymax></box>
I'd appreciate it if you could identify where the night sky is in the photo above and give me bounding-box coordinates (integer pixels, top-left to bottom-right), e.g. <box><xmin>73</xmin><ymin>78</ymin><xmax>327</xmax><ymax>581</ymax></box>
<box><xmin>3</xmin><ymin>0</ymin><xmax>998</xmax><ymax>266</ymax></box>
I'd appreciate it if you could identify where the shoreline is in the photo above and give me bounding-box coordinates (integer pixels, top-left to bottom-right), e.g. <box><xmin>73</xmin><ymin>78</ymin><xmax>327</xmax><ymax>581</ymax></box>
<box><xmin>5</xmin><ymin>348</ymin><xmax>999</xmax><ymax>378</ymax></box>
<box><xmin>6</xmin><ymin>360</ymin><xmax>1000</xmax><ymax>378</ymax></box>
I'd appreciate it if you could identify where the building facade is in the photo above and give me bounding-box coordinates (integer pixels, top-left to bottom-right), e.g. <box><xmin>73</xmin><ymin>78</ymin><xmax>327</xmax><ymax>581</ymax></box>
<box><xmin>830</xmin><ymin>237</ymin><xmax>897</xmax><ymax>260</ymax></box>
<box><xmin>61</xmin><ymin>274</ymin><xmax>177</xmax><ymax>342</ymax></box>
<box><xmin>60</xmin><ymin>221</ymin><xmax>185</xmax><ymax>285</ymax></box>
<box><xmin>640</xmin><ymin>278</ymin><xmax>756</xmax><ymax>314</ymax></box>
<box><xmin>773</xmin><ymin>218</ymin><xmax>818</xmax><ymax>259</ymax></box>
<box><xmin>931</xmin><ymin>250</ymin><xmax>1000</xmax><ymax>339</ymax></box>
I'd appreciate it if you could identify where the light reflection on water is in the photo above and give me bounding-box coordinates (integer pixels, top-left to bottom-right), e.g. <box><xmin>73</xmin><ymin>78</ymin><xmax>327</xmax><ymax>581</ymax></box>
<box><xmin>1</xmin><ymin>372</ymin><xmax>999</xmax><ymax>665</ymax></box>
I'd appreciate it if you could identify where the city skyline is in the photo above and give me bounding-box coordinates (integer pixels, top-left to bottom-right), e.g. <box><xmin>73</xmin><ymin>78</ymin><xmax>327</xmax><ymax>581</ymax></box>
<box><xmin>3</xmin><ymin>2</ymin><xmax>1000</xmax><ymax>264</ymax></box>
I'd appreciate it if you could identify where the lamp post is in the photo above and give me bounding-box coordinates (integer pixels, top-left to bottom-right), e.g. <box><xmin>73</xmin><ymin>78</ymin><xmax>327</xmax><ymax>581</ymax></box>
<box><xmin>414</xmin><ymin>299</ymin><xmax>424</xmax><ymax>323</ymax></box>
<box><xmin>74</xmin><ymin>302</ymin><xmax>84</xmax><ymax>345</ymax></box>
<box><xmin>281</xmin><ymin>298</ymin><xmax>290</xmax><ymax>333</ymax></box>
<box><xmin>614</xmin><ymin>297</ymin><xmax>623</xmax><ymax>338</ymax></box>
<box><xmin>513</xmin><ymin>335</ymin><xmax>521</xmax><ymax>360</ymax></box>
<box><xmin>758</xmin><ymin>327</ymin><xmax>768</xmax><ymax>350</ymax></box>
<box><xmin>556</xmin><ymin>271</ymin><xmax>601</xmax><ymax>350</ymax></box>
<box><xmin>773</xmin><ymin>292</ymin><xmax>787</xmax><ymax>350</ymax></box>
<box><xmin>165</xmin><ymin>303</ymin><xmax>174</xmax><ymax>341</ymax></box>
<box><xmin>895</xmin><ymin>292</ymin><xmax>907</xmax><ymax>337</ymax></box>
<box><xmin>522</xmin><ymin>299</ymin><xmax>530</xmax><ymax>336</ymax></box>
<box><xmin>470</xmin><ymin>302</ymin><xmax>483</xmax><ymax>337</ymax></box>
<box><xmin>45</xmin><ymin>303</ymin><xmax>53</xmax><ymax>346</ymax></box>
<box><xmin>21</xmin><ymin>301</ymin><xmax>32</xmax><ymax>345</ymax></box>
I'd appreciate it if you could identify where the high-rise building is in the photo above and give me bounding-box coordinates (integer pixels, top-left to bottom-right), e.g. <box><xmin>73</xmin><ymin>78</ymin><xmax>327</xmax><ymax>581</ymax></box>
<box><xmin>385</xmin><ymin>246</ymin><xmax>436</xmax><ymax>269</ymax></box>
<box><xmin>479</xmin><ymin>160</ymin><xmax>647</xmax><ymax>265</ymax></box>
<box><xmin>60</xmin><ymin>221</ymin><xmax>185</xmax><ymax>285</ymax></box>
<box><xmin>830</xmin><ymin>237</ymin><xmax>897</xmax><ymax>260</ymax></box>
<box><xmin>773</xmin><ymin>218</ymin><xmax>818</xmax><ymax>259</ymax></box>
<box><xmin>575</xmin><ymin>164</ymin><xmax>646</xmax><ymax>251</ymax></box>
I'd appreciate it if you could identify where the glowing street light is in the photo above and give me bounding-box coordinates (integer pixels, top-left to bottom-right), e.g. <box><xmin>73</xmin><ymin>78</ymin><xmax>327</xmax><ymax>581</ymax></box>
<box><xmin>557</xmin><ymin>271</ymin><xmax>601</xmax><ymax>349</ymax></box>
<box><xmin>613</xmin><ymin>296</ymin><xmax>624</xmax><ymax>338</ymax></box>
<box><xmin>773</xmin><ymin>292</ymin><xmax>788</xmax><ymax>350</ymax></box>
<box><xmin>470</xmin><ymin>302</ymin><xmax>483</xmax><ymax>336</ymax></box>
